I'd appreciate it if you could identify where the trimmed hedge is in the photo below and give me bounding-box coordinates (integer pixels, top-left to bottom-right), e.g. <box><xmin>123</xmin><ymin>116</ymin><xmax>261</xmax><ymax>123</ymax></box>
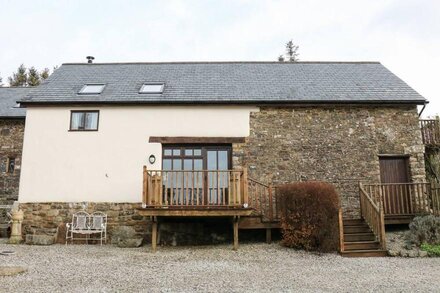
<box><xmin>278</xmin><ymin>181</ymin><xmax>340</xmax><ymax>252</ymax></box>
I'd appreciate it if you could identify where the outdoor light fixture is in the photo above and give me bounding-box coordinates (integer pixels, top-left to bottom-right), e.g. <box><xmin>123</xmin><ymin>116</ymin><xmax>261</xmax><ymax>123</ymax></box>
<box><xmin>149</xmin><ymin>155</ymin><xmax>156</xmax><ymax>164</ymax></box>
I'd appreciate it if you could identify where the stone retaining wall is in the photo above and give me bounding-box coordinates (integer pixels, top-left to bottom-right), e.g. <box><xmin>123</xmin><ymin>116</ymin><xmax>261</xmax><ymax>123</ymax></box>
<box><xmin>20</xmin><ymin>202</ymin><xmax>151</xmax><ymax>243</ymax></box>
<box><xmin>20</xmin><ymin>202</ymin><xmax>233</xmax><ymax>244</ymax></box>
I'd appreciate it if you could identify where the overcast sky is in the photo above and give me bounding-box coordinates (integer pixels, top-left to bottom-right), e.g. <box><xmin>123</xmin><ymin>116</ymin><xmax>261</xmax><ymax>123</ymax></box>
<box><xmin>0</xmin><ymin>0</ymin><xmax>438</xmax><ymax>116</ymax></box>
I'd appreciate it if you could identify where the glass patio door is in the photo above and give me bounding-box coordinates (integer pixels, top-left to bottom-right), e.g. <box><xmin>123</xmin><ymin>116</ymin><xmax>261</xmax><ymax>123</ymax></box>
<box><xmin>162</xmin><ymin>146</ymin><xmax>231</xmax><ymax>205</ymax></box>
<box><xmin>207</xmin><ymin>149</ymin><xmax>229</xmax><ymax>204</ymax></box>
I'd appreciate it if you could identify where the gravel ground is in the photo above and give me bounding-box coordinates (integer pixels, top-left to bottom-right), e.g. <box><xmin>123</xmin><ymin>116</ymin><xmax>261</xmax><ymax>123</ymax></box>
<box><xmin>1</xmin><ymin>242</ymin><xmax>439</xmax><ymax>292</ymax></box>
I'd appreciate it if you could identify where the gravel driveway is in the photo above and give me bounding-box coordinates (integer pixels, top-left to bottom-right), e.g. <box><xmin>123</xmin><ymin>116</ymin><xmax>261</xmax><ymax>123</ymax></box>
<box><xmin>1</xmin><ymin>242</ymin><xmax>439</xmax><ymax>292</ymax></box>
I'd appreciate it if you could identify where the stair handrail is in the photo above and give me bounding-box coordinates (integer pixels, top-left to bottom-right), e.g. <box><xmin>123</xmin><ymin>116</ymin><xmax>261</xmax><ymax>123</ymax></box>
<box><xmin>248</xmin><ymin>177</ymin><xmax>278</xmax><ymax>222</ymax></box>
<box><xmin>359</xmin><ymin>182</ymin><xmax>386</xmax><ymax>250</ymax></box>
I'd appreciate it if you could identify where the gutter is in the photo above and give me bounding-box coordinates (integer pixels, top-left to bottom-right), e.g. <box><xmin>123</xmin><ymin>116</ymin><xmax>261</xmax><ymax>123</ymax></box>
<box><xmin>18</xmin><ymin>99</ymin><xmax>428</xmax><ymax>107</ymax></box>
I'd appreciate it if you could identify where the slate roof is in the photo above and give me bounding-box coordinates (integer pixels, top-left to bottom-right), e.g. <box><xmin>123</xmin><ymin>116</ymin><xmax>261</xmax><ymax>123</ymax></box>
<box><xmin>0</xmin><ymin>87</ymin><xmax>29</xmax><ymax>118</ymax></box>
<box><xmin>21</xmin><ymin>62</ymin><xmax>426</xmax><ymax>105</ymax></box>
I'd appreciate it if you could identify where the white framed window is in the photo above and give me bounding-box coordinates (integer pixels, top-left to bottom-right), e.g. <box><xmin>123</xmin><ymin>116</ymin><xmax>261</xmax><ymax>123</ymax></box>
<box><xmin>139</xmin><ymin>83</ymin><xmax>164</xmax><ymax>94</ymax></box>
<box><xmin>78</xmin><ymin>84</ymin><xmax>106</xmax><ymax>95</ymax></box>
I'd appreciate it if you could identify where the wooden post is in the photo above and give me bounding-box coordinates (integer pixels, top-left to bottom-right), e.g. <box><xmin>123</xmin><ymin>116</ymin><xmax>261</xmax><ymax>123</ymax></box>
<box><xmin>233</xmin><ymin>216</ymin><xmax>239</xmax><ymax>250</ymax></box>
<box><xmin>379</xmin><ymin>207</ymin><xmax>386</xmax><ymax>250</ymax></box>
<box><xmin>338</xmin><ymin>208</ymin><xmax>344</xmax><ymax>252</ymax></box>
<box><xmin>242</xmin><ymin>168</ymin><xmax>249</xmax><ymax>206</ymax></box>
<box><xmin>143</xmin><ymin>166</ymin><xmax>148</xmax><ymax>207</ymax></box>
<box><xmin>265</xmin><ymin>228</ymin><xmax>272</xmax><ymax>244</ymax></box>
<box><xmin>268</xmin><ymin>184</ymin><xmax>274</xmax><ymax>222</ymax></box>
<box><xmin>358</xmin><ymin>182</ymin><xmax>363</xmax><ymax>219</ymax></box>
<box><xmin>151</xmin><ymin>216</ymin><xmax>158</xmax><ymax>252</ymax></box>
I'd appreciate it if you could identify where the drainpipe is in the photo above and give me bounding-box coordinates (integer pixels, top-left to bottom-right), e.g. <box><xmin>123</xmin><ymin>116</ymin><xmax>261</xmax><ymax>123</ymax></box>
<box><xmin>418</xmin><ymin>102</ymin><xmax>427</xmax><ymax>118</ymax></box>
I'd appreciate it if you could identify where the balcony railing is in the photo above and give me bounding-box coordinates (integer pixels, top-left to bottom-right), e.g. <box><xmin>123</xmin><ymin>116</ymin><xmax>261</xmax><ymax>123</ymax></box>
<box><xmin>420</xmin><ymin>119</ymin><xmax>440</xmax><ymax>146</ymax></box>
<box><xmin>361</xmin><ymin>182</ymin><xmax>440</xmax><ymax>217</ymax></box>
<box><xmin>142</xmin><ymin>167</ymin><xmax>249</xmax><ymax>208</ymax></box>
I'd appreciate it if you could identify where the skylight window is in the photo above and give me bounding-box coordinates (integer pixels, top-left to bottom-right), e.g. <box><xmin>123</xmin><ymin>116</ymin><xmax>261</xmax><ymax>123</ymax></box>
<box><xmin>79</xmin><ymin>84</ymin><xmax>105</xmax><ymax>95</ymax></box>
<box><xmin>139</xmin><ymin>83</ymin><xmax>164</xmax><ymax>94</ymax></box>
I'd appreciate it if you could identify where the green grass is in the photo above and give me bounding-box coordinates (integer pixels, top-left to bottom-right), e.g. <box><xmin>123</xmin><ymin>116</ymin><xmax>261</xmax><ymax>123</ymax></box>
<box><xmin>421</xmin><ymin>243</ymin><xmax>440</xmax><ymax>256</ymax></box>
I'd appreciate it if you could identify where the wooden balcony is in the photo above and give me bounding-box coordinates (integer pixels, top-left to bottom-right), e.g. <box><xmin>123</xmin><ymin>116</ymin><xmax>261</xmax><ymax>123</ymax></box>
<box><xmin>140</xmin><ymin>167</ymin><xmax>254</xmax><ymax>217</ymax></box>
<box><xmin>420</xmin><ymin>119</ymin><xmax>440</xmax><ymax>147</ymax></box>
<box><xmin>360</xmin><ymin>182</ymin><xmax>440</xmax><ymax>224</ymax></box>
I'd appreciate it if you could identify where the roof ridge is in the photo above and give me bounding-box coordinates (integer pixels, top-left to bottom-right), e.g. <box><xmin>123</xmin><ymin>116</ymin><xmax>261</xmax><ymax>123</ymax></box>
<box><xmin>61</xmin><ymin>61</ymin><xmax>381</xmax><ymax>65</ymax></box>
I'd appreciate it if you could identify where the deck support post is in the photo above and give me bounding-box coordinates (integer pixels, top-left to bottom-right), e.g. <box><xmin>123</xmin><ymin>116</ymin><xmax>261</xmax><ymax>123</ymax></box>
<box><xmin>265</xmin><ymin>228</ymin><xmax>272</xmax><ymax>244</ymax></box>
<box><xmin>233</xmin><ymin>216</ymin><xmax>239</xmax><ymax>250</ymax></box>
<box><xmin>151</xmin><ymin>216</ymin><xmax>158</xmax><ymax>252</ymax></box>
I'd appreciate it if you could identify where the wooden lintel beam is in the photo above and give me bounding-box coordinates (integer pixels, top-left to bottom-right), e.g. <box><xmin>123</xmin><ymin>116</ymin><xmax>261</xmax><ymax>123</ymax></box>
<box><xmin>149</xmin><ymin>136</ymin><xmax>246</xmax><ymax>144</ymax></box>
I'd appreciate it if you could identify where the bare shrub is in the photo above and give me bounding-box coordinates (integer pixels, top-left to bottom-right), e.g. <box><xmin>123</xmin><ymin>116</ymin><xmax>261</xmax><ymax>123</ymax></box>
<box><xmin>278</xmin><ymin>181</ymin><xmax>340</xmax><ymax>252</ymax></box>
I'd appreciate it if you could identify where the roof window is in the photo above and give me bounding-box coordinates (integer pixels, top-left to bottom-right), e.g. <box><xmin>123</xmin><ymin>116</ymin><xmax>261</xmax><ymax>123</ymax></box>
<box><xmin>78</xmin><ymin>84</ymin><xmax>105</xmax><ymax>95</ymax></box>
<box><xmin>139</xmin><ymin>83</ymin><xmax>164</xmax><ymax>94</ymax></box>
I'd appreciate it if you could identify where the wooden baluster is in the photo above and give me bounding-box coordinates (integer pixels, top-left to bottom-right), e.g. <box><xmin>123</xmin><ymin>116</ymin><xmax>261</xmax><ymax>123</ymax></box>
<box><xmin>398</xmin><ymin>184</ymin><xmax>404</xmax><ymax>215</ymax></box>
<box><xmin>158</xmin><ymin>172</ymin><xmax>163</xmax><ymax>206</ymax></box>
<box><xmin>417</xmin><ymin>183</ymin><xmax>422</xmax><ymax>213</ymax></box>
<box><xmin>143</xmin><ymin>166</ymin><xmax>148</xmax><ymax>206</ymax></box>
<box><xmin>242</xmin><ymin>168</ymin><xmax>249</xmax><ymax>207</ymax></box>
<box><xmin>195</xmin><ymin>171</ymin><xmax>199</xmax><ymax>206</ymax></box>
<box><xmin>202</xmin><ymin>171</ymin><xmax>206</xmax><ymax>206</ymax></box>
<box><xmin>222</xmin><ymin>172</ymin><xmax>226</xmax><ymax>206</ymax></box>
<box><xmin>408</xmin><ymin>183</ymin><xmax>414</xmax><ymax>214</ymax></box>
<box><xmin>232</xmin><ymin>172</ymin><xmax>236</xmax><ymax>205</ymax></box>
<box><xmin>170</xmin><ymin>171</ymin><xmax>174</xmax><ymax>206</ymax></box>
<box><xmin>268</xmin><ymin>184</ymin><xmax>273</xmax><ymax>221</ymax></box>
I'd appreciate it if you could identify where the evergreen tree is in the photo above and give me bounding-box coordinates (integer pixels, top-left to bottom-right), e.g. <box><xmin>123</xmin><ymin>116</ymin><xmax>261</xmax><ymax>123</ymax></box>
<box><xmin>277</xmin><ymin>39</ymin><xmax>300</xmax><ymax>62</ymax></box>
<box><xmin>285</xmin><ymin>40</ymin><xmax>299</xmax><ymax>62</ymax></box>
<box><xmin>7</xmin><ymin>65</ymin><xmax>52</xmax><ymax>87</ymax></box>
<box><xmin>40</xmin><ymin>68</ymin><xmax>50</xmax><ymax>80</ymax></box>
<box><xmin>8</xmin><ymin>64</ymin><xmax>28</xmax><ymax>86</ymax></box>
<box><xmin>28</xmin><ymin>67</ymin><xmax>41</xmax><ymax>86</ymax></box>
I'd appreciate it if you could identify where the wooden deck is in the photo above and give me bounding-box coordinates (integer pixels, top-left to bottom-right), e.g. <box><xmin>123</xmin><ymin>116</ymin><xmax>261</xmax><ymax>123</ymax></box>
<box><xmin>137</xmin><ymin>206</ymin><xmax>253</xmax><ymax>217</ymax></box>
<box><xmin>141</xmin><ymin>167</ymin><xmax>279</xmax><ymax>251</ymax></box>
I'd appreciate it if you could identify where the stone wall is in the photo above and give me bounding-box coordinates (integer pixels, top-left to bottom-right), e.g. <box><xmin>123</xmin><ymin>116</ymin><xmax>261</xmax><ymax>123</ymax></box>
<box><xmin>240</xmin><ymin>105</ymin><xmax>425</xmax><ymax>217</ymax></box>
<box><xmin>20</xmin><ymin>202</ymin><xmax>151</xmax><ymax>243</ymax></box>
<box><xmin>0</xmin><ymin>119</ymin><xmax>25</xmax><ymax>205</ymax></box>
<box><xmin>19</xmin><ymin>202</ymin><xmax>233</xmax><ymax>245</ymax></box>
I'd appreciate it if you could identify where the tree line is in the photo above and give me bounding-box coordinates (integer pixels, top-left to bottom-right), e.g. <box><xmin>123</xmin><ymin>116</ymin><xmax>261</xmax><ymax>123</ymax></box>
<box><xmin>0</xmin><ymin>64</ymin><xmax>54</xmax><ymax>87</ymax></box>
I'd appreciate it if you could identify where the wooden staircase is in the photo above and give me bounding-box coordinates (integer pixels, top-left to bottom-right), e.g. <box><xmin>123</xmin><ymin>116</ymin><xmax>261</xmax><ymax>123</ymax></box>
<box><xmin>340</xmin><ymin>218</ymin><xmax>387</xmax><ymax>257</ymax></box>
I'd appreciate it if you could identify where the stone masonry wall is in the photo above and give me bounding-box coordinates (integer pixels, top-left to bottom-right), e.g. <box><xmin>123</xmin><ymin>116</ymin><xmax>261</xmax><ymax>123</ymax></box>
<box><xmin>0</xmin><ymin>119</ymin><xmax>25</xmax><ymax>205</ymax></box>
<box><xmin>20</xmin><ymin>202</ymin><xmax>151</xmax><ymax>243</ymax></box>
<box><xmin>20</xmin><ymin>202</ymin><xmax>232</xmax><ymax>245</ymax></box>
<box><xmin>239</xmin><ymin>105</ymin><xmax>425</xmax><ymax>218</ymax></box>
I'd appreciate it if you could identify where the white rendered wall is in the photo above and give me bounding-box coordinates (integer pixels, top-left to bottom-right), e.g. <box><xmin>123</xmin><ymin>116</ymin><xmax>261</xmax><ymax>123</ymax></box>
<box><xmin>19</xmin><ymin>105</ymin><xmax>257</xmax><ymax>203</ymax></box>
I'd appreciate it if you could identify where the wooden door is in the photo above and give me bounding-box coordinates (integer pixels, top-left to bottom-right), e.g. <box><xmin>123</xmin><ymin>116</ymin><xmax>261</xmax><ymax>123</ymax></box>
<box><xmin>379</xmin><ymin>156</ymin><xmax>412</xmax><ymax>215</ymax></box>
